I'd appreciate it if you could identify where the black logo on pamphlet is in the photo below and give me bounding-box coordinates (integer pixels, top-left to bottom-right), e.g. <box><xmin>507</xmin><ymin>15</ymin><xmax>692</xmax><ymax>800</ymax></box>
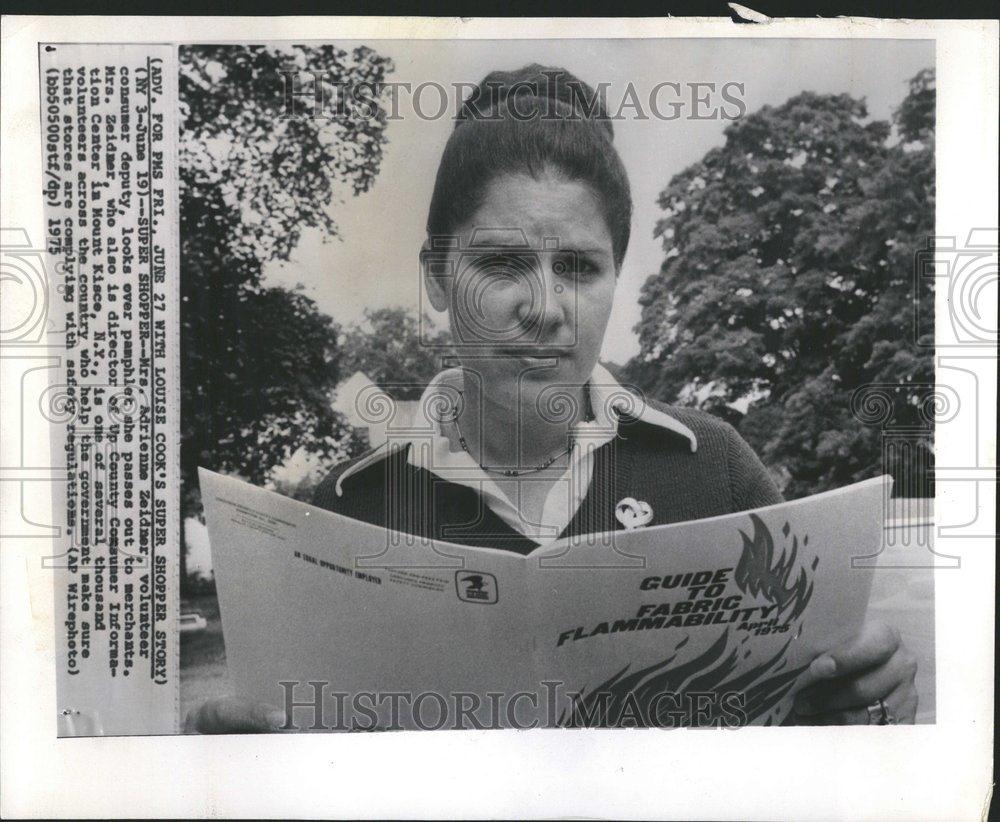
<box><xmin>455</xmin><ymin>571</ymin><xmax>498</xmax><ymax>604</ymax></box>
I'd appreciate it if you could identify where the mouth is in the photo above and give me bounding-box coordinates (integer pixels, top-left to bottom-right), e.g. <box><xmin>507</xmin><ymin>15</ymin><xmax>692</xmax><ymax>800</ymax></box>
<box><xmin>498</xmin><ymin>348</ymin><xmax>573</xmax><ymax>363</ymax></box>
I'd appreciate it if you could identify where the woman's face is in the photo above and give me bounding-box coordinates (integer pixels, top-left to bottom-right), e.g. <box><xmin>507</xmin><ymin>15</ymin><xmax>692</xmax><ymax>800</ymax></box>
<box><xmin>425</xmin><ymin>170</ymin><xmax>618</xmax><ymax>411</ymax></box>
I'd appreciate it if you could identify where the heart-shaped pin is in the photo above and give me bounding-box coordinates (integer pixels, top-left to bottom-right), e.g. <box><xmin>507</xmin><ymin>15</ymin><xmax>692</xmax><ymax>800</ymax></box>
<box><xmin>615</xmin><ymin>497</ymin><xmax>653</xmax><ymax>530</ymax></box>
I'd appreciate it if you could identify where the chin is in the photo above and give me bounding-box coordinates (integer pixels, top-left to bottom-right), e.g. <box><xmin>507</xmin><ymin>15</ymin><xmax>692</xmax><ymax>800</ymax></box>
<box><xmin>462</xmin><ymin>351</ymin><xmax>590</xmax><ymax>395</ymax></box>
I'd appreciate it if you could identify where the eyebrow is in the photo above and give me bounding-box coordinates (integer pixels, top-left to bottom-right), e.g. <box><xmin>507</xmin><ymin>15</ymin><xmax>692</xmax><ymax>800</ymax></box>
<box><xmin>553</xmin><ymin>247</ymin><xmax>612</xmax><ymax>260</ymax></box>
<box><xmin>469</xmin><ymin>241</ymin><xmax>608</xmax><ymax>255</ymax></box>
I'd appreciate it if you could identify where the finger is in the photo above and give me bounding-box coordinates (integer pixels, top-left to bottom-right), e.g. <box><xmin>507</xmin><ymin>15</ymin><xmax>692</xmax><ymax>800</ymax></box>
<box><xmin>193</xmin><ymin>697</ymin><xmax>286</xmax><ymax>734</ymax></box>
<box><xmin>808</xmin><ymin>620</ymin><xmax>901</xmax><ymax>681</ymax></box>
<box><xmin>805</xmin><ymin>706</ymin><xmax>871</xmax><ymax>726</ymax></box>
<box><xmin>796</xmin><ymin>650</ymin><xmax>917</xmax><ymax>715</ymax></box>
<box><xmin>801</xmin><ymin>681</ymin><xmax>917</xmax><ymax>726</ymax></box>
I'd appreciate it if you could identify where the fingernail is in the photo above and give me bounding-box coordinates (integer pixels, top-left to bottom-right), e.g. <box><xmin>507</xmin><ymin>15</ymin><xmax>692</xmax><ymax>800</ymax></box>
<box><xmin>810</xmin><ymin>655</ymin><xmax>837</xmax><ymax>678</ymax></box>
<box><xmin>268</xmin><ymin>709</ymin><xmax>287</xmax><ymax>729</ymax></box>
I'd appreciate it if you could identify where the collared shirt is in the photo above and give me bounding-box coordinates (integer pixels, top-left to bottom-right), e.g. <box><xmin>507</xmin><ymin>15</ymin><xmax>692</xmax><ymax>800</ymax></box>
<box><xmin>336</xmin><ymin>363</ymin><xmax>697</xmax><ymax>546</ymax></box>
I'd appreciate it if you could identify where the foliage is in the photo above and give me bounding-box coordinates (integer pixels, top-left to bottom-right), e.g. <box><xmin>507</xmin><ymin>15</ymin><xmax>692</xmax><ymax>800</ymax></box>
<box><xmin>179</xmin><ymin>45</ymin><xmax>394</xmax><ymax>527</ymax></box>
<box><xmin>626</xmin><ymin>70</ymin><xmax>935</xmax><ymax>498</ymax></box>
<box><xmin>339</xmin><ymin>307</ymin><xmax>455</xmax><ymax>400</ymax></box>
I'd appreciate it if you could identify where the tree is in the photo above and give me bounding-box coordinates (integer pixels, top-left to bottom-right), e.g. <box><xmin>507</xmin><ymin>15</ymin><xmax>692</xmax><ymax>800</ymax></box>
<box><xmin>179</xmin><ymin>45</ymin><xmax>395</xmax><ymax>581</ymax></box>
<box><xmin>339</xmin><ymin>307</ymin><xmax>455</xmax><ymax>400</ymax></box>
<box><xmin>626</xmin><ymin>69</ymin><xmax>935</xmax><ymax>499</ymax></box>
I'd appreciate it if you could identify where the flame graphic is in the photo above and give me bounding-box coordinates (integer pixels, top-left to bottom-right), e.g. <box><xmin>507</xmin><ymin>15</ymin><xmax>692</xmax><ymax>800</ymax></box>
<box><xmin>735</xmin><ymin>514</ymin><xmax>815</xmax><ymax>625</ymax></box>
<box><xmin>559</xmin><ymin>629</ymin><xmax>807</xmax><ymax>728</ymax></box>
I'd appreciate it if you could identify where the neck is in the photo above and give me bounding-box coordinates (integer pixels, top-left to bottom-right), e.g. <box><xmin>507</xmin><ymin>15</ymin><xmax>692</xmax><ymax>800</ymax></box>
<box><xmin>455</xmin><ymin>375</ymin><xmax>587</xmax><ymax>471</ymax></box>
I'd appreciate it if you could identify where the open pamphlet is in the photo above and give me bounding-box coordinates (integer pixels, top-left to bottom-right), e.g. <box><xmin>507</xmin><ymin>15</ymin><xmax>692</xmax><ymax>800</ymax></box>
<box><xmin>200</xmin><ymin>469</ymin><xmax>888</xmax><ymax>730</ymax></box>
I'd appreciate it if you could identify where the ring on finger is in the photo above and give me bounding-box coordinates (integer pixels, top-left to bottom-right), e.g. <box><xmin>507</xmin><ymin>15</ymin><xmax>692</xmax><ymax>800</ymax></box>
<box><xmin>865</xmin><ymin>698</ymin><xmax>897</xmax><ymax>725</ymax></box>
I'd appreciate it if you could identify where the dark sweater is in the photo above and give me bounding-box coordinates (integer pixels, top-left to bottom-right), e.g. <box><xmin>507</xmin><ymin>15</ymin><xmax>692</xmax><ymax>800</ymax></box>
<box><xmin>312</xmin><ymin>401</ymin><xmax>783</xmax><ymax>555</ymax></box>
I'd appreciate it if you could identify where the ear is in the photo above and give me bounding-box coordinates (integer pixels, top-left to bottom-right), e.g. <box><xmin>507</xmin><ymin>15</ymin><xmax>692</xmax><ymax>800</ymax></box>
<box><xmin>421</xmin><ymin>239</ymin><xmax>450</xmax><ymax>313</ymax></box>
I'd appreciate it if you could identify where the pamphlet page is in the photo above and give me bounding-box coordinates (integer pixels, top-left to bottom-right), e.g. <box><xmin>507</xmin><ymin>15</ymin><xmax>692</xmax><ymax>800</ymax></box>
<box><xmin>200</xmin><ymin>469</ymin><xmax>532</xmax><ymax>729</ymax></box>
<box><xmin>528</xmin><ymin>477</ymin><xmax>885</xmax><ymax>727</ymax></box>
<box><xmin>201</xmin><ymin>469</ymin><xmax>886</xmax><ymax>730</ymax></box>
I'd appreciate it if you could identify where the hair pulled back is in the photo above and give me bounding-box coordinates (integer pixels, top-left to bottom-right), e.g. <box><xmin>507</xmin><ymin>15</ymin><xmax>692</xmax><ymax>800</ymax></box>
<box><xmin>426</xmin><ymin>64</ymin><xmax>632</xmax><ymax>268</ymax></box>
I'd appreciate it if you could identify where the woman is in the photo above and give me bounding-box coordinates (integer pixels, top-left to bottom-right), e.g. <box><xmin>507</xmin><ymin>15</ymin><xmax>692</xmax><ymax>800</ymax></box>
<box><xmin>190</xmin><ymin>65</ymin><xmax>917</xmax><ymax>732</ymax></box>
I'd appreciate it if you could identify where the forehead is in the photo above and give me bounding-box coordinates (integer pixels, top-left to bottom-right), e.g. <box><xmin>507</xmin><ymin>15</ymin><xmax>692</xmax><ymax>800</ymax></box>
<box><xmin>462</xmin><ymin>173</ymin><xmax>611</xmax><ymax>249</ymax></box>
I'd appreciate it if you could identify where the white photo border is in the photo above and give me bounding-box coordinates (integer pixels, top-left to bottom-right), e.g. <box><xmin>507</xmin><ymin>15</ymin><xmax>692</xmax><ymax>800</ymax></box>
<box><xmin>1</xmin><ymin>15</ymin><xmax>996</xmax><ymax>821</ymax></box>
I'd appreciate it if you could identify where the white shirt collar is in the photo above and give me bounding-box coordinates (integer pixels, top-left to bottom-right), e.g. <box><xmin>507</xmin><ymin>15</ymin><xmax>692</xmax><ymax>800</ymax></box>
<box><xmin>334</xmin><ymin>363</ymin><xmax>696</xmax><ymax>498</ymax></box>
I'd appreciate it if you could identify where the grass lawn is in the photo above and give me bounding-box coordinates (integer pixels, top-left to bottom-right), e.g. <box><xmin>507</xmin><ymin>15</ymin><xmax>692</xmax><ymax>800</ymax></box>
<box><xmin>179</xmin><ymin>592</ymin><xmax>231</xmax><ymax>724</ymax></box>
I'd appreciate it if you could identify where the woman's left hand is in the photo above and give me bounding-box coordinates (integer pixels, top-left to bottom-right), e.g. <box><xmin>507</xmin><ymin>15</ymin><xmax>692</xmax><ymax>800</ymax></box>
<box><xmin>793</xmin><ymin>619</ymin><xmax>918</xmax><ymax>725</ymax></box>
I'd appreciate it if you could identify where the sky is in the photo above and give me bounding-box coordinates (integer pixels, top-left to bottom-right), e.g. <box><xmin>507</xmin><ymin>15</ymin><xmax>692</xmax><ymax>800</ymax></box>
<box><xmin>262</xmin><ymin>37</ymin><xmax>934</xmax><ymax>366</ymax></box>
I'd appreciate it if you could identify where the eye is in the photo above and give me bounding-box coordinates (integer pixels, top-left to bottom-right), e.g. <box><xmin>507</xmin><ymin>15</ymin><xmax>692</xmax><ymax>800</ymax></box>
<box><xmin>553</xmin><ymin>253</ymin><xmax>600</xmax><ymax>279</ymax></box>
<box><xmin>465</xmin><ymin>253</ymin><xmax>536</xmax><ymax>289</ymax></box>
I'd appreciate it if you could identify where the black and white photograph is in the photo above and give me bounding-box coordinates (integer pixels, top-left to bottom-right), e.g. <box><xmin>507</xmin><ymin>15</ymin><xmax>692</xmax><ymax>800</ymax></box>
<box><xmin>0</xmin><ymin>13</ymin><xmax>996</xmax><ymax>821</ymax></box>
<box><xmin>177</xmin><ymin>38</ymin><xmax>936</xmax><ymax>733</ymax></box>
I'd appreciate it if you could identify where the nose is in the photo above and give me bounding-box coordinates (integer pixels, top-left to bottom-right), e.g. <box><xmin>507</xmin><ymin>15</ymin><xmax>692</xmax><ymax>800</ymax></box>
<box><xmin>513</xmin><ymin>257</ymin><xmax>568</xmax><ymax>336</ymax></box>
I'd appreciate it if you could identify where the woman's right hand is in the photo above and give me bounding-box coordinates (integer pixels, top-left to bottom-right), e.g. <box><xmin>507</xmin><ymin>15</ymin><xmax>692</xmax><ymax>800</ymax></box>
<box><xmin>184</xmin><ymin>696</ymin><xmax>287</xmax><ymax>734</ymax></box>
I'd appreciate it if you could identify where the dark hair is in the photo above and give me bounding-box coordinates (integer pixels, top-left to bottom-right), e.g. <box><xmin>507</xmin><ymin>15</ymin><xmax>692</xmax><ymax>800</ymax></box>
<box><xmin>426</xmin><ymin>64</ymin><xmax>632</xmax><ymax>269</ymax></box>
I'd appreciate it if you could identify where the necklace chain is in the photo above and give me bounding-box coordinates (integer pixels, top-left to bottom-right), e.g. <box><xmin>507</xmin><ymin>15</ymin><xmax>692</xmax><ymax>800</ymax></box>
<box><xmin>448</xmin><ymin>388</ymin><xmax>591</xmax><ymax>477</ymax></box>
